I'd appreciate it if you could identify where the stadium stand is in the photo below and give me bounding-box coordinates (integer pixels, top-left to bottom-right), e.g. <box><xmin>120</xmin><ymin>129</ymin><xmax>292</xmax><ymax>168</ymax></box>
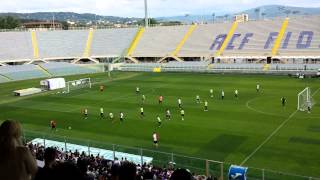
<box><xmin>39</xmin><ymin>62</ymin><xmax>100</xmax><ymax>76</ymax></box>
<box><xmin>132</xmin><ymin>26</ymin><xmax>191</xmax><ymax>57</ymax></box>
<box><xmin>37</xmin><ymin>30</ymin><xmax>88</xmax><ymax>59</ymax></box>
<box><xmin>277</xmin><ymin>16</ymin><xmax>320</xmax><ymax>57</ymax></box>
<box><xmin>178</xmin><ymin>23</ymin><xmax>232</xmax><ymax>57</ymax></box>
<box><xmin>120</xmin><ymin>63</ymin><xmax>161</xmax><ymax>72</ymax></box>
<box><xmin>0</xmin><ymin>64</ymin><xmax>48</xmax><ymax>81</ymax></box>
<box><xmin>162</xmin><ymin>61</ymin><xmax>210</xmax><ymax>72</ymax></box>
<box><xmin>0</xmin><ymin>31</ymin><xmax>34</xmax><ymax>61</ymax></box>
<box><xmin>91</xmin><ymin>28</ymin><xmax>137</xmax><ymax>58</ymax></box>
<box><xmin>222</xmin><ymin>19</ymin><xmax>283</xmax><ymax>57</ymax></box>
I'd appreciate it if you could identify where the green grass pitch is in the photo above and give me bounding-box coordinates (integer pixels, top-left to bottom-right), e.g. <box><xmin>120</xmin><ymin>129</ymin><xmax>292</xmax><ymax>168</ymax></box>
<box><xmin>0</xmin><ymin>72</ymin><xmax>320</xmax><ymax>178</ymax></box>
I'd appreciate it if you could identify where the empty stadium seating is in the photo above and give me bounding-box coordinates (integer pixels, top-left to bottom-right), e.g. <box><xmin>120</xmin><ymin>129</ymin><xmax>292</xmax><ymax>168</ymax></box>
<box><xmin>0</xmin><ymin>16</ymin><xmax>319</xmax><ymax>62</ymax></box>
<box><xmin>37</xmin><ymin>30</ymin><xmax>88</xmax><ymax>59</ymax></box>
<box><xmin>132</xmin><ymin>26</ymin><xmax>191</xmax><ymax>57</ymax></box>
<box><xmin>0</xmin><ymin>64</ymin><xmax>47</xmax><ymax>81</ymax></box>
<box><xmin>120</xmin><ymin>63</ymin><xmax>161</xmax><ymax>72</ymax></box>
<box><xmin>39</xmin><ymin>62</ymin><xmax>100</xmax><ymax>76</ymax></box>
<box><xmin>0</xmin><ymin>31</ymin><xmax>34</xmax><ymax>61</ymax></box>
<box><xmin>91</xmin><ymin>28</ymin><xmax>137</xmax><ymax>57</ymax></box>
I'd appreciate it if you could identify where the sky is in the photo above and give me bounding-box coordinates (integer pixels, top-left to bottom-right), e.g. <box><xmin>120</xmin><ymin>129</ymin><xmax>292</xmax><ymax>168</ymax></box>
<box><xmin>0</xmin><ymin>0</ymin><xmax>320</xmax><ymax>17</ymax></box>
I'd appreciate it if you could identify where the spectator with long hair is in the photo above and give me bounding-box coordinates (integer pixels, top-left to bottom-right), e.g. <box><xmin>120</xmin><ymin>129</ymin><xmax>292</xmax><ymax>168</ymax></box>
<box><xmin>0</xmin><ymin>120</ymin><xmax>37</xmax><ymax>180</ymax></box>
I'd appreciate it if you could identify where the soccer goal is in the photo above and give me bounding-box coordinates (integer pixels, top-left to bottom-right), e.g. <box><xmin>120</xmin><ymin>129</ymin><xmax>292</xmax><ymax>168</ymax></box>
<box><xmin>297</xmin><ymin>87</ymin><xmax>312</xmax><ymax>111</ymax></box>
<box><xmin>65</xmin><ymin>78</ymin><xmax>92</xmax><ymax>93</ymax></box>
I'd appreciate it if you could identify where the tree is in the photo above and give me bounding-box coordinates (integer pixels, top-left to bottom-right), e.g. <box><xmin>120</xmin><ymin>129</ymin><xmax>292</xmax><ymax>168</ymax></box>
<box><xmin>60</xmin><ymin>21</ymin><xmax>69</xmax><ymax>30</ymax></box>
<box><xmin>0</xmin><ymin>16</ymin><xmax>20</xmax><ymax>29</ymax></box>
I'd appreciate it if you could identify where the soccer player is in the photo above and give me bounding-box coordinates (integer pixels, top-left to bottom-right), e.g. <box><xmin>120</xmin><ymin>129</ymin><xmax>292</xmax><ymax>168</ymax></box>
<box><xmin>109</xmin><ymin>112</ymin><xmax>114</xmax><ymax>120</ymax></box>
<box><xmin>84</xmin><ymin>108</ymin><xmax>88</xmax><ymax>119</ymax></box>
<box><xmin>100</xmin><ymin>107</ymin><xmax>104</xmax><ymax>118</ymax></box>
<box><xmin>136</xmin><ymin>87</ymin><xmax>140</xmax><ymax>94</ymax></box>
<box><xmin>178</xmin><ymin>98</ymin><xmax>182</xmax><ymax>109</ymax></box>
<box><xmin>281</xmin><ymin>97</ymin><xmax>286</xmax><ymax>107</ymax></box>
<box><xmin>153</xmin><ymin>132</ymin><xmax>159</xmax><ymax>148</ymax></box>
<box><xmin>256</xmin><ymin>83</ymin><xmax>260</xmax><ymax>93</ymax></box>
<box><xmin>180</xmin><ymin>109</ymin><xmax>185</xmax><ymax>121</ymax></box>
<box><xmin>307</xmin><ymin>102</ymin><xmax>312</xmax><ymax>113</ymax></box>
<box><xmin>120</xmin><ymin>112</ymin><xmax>124</xmax><ymax>122</ymax></box>
<box><xmin>221</xmin><ymin>90</ymin><xmax>225</xmax><ymax>100</ymax></box>
<box><xmin>196</xmin><ymin>95</ymin><xmax>200</xmax><ymax>104</ymax></box>
<box><xmin>166</xmin><ymin>109</ymin><xmax>171</xmax><ymax>120</ymax></box>
<box><xmin>142</xmin><ymin>94</ymin><xmax>146</xmax><ymax>103</ymax></box>
<box><xmin>140</xmin><ymin>107</ymin><xmax>144</xmax><ymax>117</ymax></box>
<box><xmin>159</xmin><ymin>95</ymin><xmax>163</xmax><ymax>104</ymax></box>
<box><xmin>234</xmin><ymin>89</ymin><xmax>239</xmax><ymax>98</ymax></box>
<box><xmin>100</xmin><ymin>85</ymin><xmax>104</xmax><ymax>92</ymax></box>
<box><xmin>157</xmin><ymin>115</ymin><xmax>162</xmax><ymax>127</ymax></box>
<box><xmin>50</xmin><ymin>120</ymin><xmax>56</xmax><ymax>131</ymax></box>
<box><xmin>204</xmin><ymin>101</ymin><xmax>208</xmax><ymax>111</ymax></box>
<box><xmin>210</xmin><ymin>89</ymin><xmax>214</xmax><ymax>98</ymax></box>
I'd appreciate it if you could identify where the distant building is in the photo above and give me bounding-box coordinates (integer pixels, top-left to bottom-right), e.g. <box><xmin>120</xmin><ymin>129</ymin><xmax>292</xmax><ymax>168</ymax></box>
<box><xmin>22</xmin><ymin>21</ymin><xmax>62</xmax><ymax>30</ymax></box>
<box><xmin>234</xmin><ymin>14</ymin><xmax>249</xmax><ymax>22</ymax></box>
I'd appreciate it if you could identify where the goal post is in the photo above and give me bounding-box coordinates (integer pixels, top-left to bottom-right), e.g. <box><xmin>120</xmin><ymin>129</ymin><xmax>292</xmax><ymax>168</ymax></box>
<box><xmin>297</xmin><ymin>87</ymin><xmax>312</xmax><ymax>111</ymax></box>
<box><xmin>65</xmin><ymin>78</ymin><xmax>92</xmax><ymax>93</ymax></box>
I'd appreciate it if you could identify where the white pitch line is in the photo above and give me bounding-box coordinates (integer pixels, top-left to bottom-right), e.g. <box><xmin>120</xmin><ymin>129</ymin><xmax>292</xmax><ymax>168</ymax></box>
<box><xmin>241</xmin><ymin>87</ymin><xmax>320</xmax><ymax>166</ymax></box>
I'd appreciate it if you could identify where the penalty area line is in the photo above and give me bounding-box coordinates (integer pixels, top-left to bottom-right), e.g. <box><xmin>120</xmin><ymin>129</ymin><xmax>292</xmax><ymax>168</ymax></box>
<box><xmin>241</xmin><ymin>88</ymin><xmax>320</xmax><ymax>166</ymax></box>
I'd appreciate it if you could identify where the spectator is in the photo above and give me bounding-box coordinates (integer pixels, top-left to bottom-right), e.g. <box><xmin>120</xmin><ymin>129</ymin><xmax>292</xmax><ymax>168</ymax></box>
<box><xmin>0</xmin><ymin>120</ymin><xmax>37</xmax><ymax>180</ymax></box>
<box><xmin>34</xmin><ymin>147</ymin><xmax>57</xmax><ymax>180</ymax></box>
<box><xmin>170</xmin><ymin>168</ymin><xmax>193</xmax><ymax>180</ymax></box>
<box><xmin>118</xmin><ymin>161</ymin><xmax>137</xmax><ymax>180</ymax></box>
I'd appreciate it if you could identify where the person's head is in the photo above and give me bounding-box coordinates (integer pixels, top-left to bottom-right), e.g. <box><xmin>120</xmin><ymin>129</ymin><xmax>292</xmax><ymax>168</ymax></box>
<box><xmin>0</xmin><ymin>120</ymin><xmax>23</xmax><ymax>159</ymax></box>
<box><xmin>118</xmin><ymin>161</ymin><xmax>137</xmax><ymax>180</ymax></box>
<box><xmin>170</xmin><ymin>168</ymin><xmax>193</xmax><ymax>180</ymax></box>
<box><xmin>44</xmin><ymin>147</ymin><xmax>57</xmax><ymax>167</ymax></box>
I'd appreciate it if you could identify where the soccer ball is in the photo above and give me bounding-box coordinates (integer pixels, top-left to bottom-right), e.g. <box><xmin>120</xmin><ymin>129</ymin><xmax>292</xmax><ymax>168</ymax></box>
<box><xmin>68</xmin><ymin>126</ymin><xmax>72</xmax><ymax>130</ymax></box>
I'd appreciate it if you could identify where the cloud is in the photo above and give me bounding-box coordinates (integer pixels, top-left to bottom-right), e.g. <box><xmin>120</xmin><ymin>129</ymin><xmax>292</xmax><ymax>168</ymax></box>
<box><xmin>0</xmin><ymin>0</ymin><xmax>319</xmax><ymax>17</ymax></box>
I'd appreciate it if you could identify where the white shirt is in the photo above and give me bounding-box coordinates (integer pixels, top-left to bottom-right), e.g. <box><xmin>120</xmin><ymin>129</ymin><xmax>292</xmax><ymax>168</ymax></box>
<box><xmin>109</xmin><ymin>113</ymin><xmax>113</xmax><ymax>118</ymax></box>
<box><xmin>210</xmin><ymin>89</ymin><xmax>213</xmax><ymax>93</ymax></box>
<box><xmin>140</xmin><ymin>107</ymin><xmax>144</xmax><ymax>112</ymax></box>
<box><xmin>153</xmin><ymin>133</ymin><xmax>158</xmax><ymax>141</ymax></box>
<box><xmin>100</xmin><ymin>108</ymin><xmax>104</xmax><ymax>113</ymax></box>
<box><xmin>196</xmin><ymin>95</ymin><xmax>200</xmax><ymax>99</ymax></box>
<box><xmin>178</xmin><ymin>99</ymin><xmax>182</xmax><ymax>104</ymax></box>
<box><xmin>157</xmin><ymin>117</ymin><xmax>161</xmax><ymax>122</ymax></box>
<box><xmin>205</xmin><ymin>101</ymin><xmax>208</xmax><ymax>106</ymax></box>
<box><xmin>257</xmin><ymin>85</ymin><xmax>260</xmax><ymax>89</ymax></box>
<box><xmin>222</xmin><ymin>91</ymin><xmax>225</xmax><ymax>96</ymax></box>
<box><xmin>120</xmin><ymin>113</ymin><xmax>124</xmax><ymax>118</ymax></box>
<box><xmin>166</xmin><ymin>110</ymin><xmax>170</xmax><ymax>115</ymax></box>
<box><xmin>235</xmin><ymin>90</ymin><xmax>238</xmax><ymax>94</ymax></box>
<box><xmin>84</xmin><ymin>109</ymin><xmax>88</xmax><ymax>114</ymax></box>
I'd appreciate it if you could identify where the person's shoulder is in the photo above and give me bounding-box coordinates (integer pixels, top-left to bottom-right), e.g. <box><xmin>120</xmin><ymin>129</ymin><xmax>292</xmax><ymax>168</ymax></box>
<box><xmin>16</xmin><ymin>146</ymin><xmax>30</xmax><ymax>153</ymax></box>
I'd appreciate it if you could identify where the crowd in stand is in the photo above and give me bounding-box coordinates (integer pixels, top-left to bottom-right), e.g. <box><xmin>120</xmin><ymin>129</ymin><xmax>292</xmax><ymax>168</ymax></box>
<box><xmin>0</xmin><ymin>120</ymin><xmax>216</xmax><ymax>180</ymax></box>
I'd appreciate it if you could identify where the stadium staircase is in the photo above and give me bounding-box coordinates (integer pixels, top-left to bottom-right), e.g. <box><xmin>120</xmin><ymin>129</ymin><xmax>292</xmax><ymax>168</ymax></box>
<box><xmin>272</xmin><ymin>18</ymin><xmax>289</xmax><ymax>56</ymax></box>
<box><xmin>126</xmin><ymin>27</ymin><xmax>145</xmax><ymax>63</ymax></box>
<box><xmin>0</xmin><ymin>74</ymin><xmax>13</xmax><ymax>81</ymax></box>
<box><xmin>263</xmin><ymin>64</ymin><xmax>271</xmax><ymax>71</ymax></box>
<box><xmin>36</xmin><ymin>64</ymin><xmax>53</xmax><ymax>77</ymax></box>
<box><xmin>216</xmin><ymin>20</ymin><xmax>239</xmax><ymax>56</ymax></box>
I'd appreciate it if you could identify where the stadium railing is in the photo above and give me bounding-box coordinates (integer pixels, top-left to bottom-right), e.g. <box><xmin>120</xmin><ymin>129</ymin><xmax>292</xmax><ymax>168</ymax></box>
<box><xmin>23</xmin><ymin>130</ymin><xmax>320</xmax><ymax>180</ymax></box>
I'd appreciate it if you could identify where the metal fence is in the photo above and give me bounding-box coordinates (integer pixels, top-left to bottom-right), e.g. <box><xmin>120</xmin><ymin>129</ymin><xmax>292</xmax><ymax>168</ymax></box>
<box><xmin>22</xmin><ymin>130</ymin><xmax>319</xmax><ymax>180</ymax></box>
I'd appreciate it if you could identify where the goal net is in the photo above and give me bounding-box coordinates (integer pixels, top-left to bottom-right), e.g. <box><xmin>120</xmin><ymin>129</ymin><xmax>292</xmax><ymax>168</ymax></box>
<box><xmin>297</xmin><ymin>87</ymin><xmax>312</xmax><ymax>111</ymax></box>
<box><xmin>65</xmin><ymin>78</ymin><xmax>92</xmax><ymax>93</ymax></box>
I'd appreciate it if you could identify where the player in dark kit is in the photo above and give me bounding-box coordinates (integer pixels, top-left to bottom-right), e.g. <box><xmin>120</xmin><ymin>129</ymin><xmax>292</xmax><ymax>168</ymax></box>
<box><xmin>50</xmin><ymin>120</ymin><xmax>56</xmax><ymax>131</ymax></box>
<box><xmin>100</xmin><ymin>85</ymin><xmax>104</xmax><ymax>92</ymax></box>
<box><xmin>281</xmin><ymin>97</ymin><xmax>286</xmax><ymax>107</ymax></box>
